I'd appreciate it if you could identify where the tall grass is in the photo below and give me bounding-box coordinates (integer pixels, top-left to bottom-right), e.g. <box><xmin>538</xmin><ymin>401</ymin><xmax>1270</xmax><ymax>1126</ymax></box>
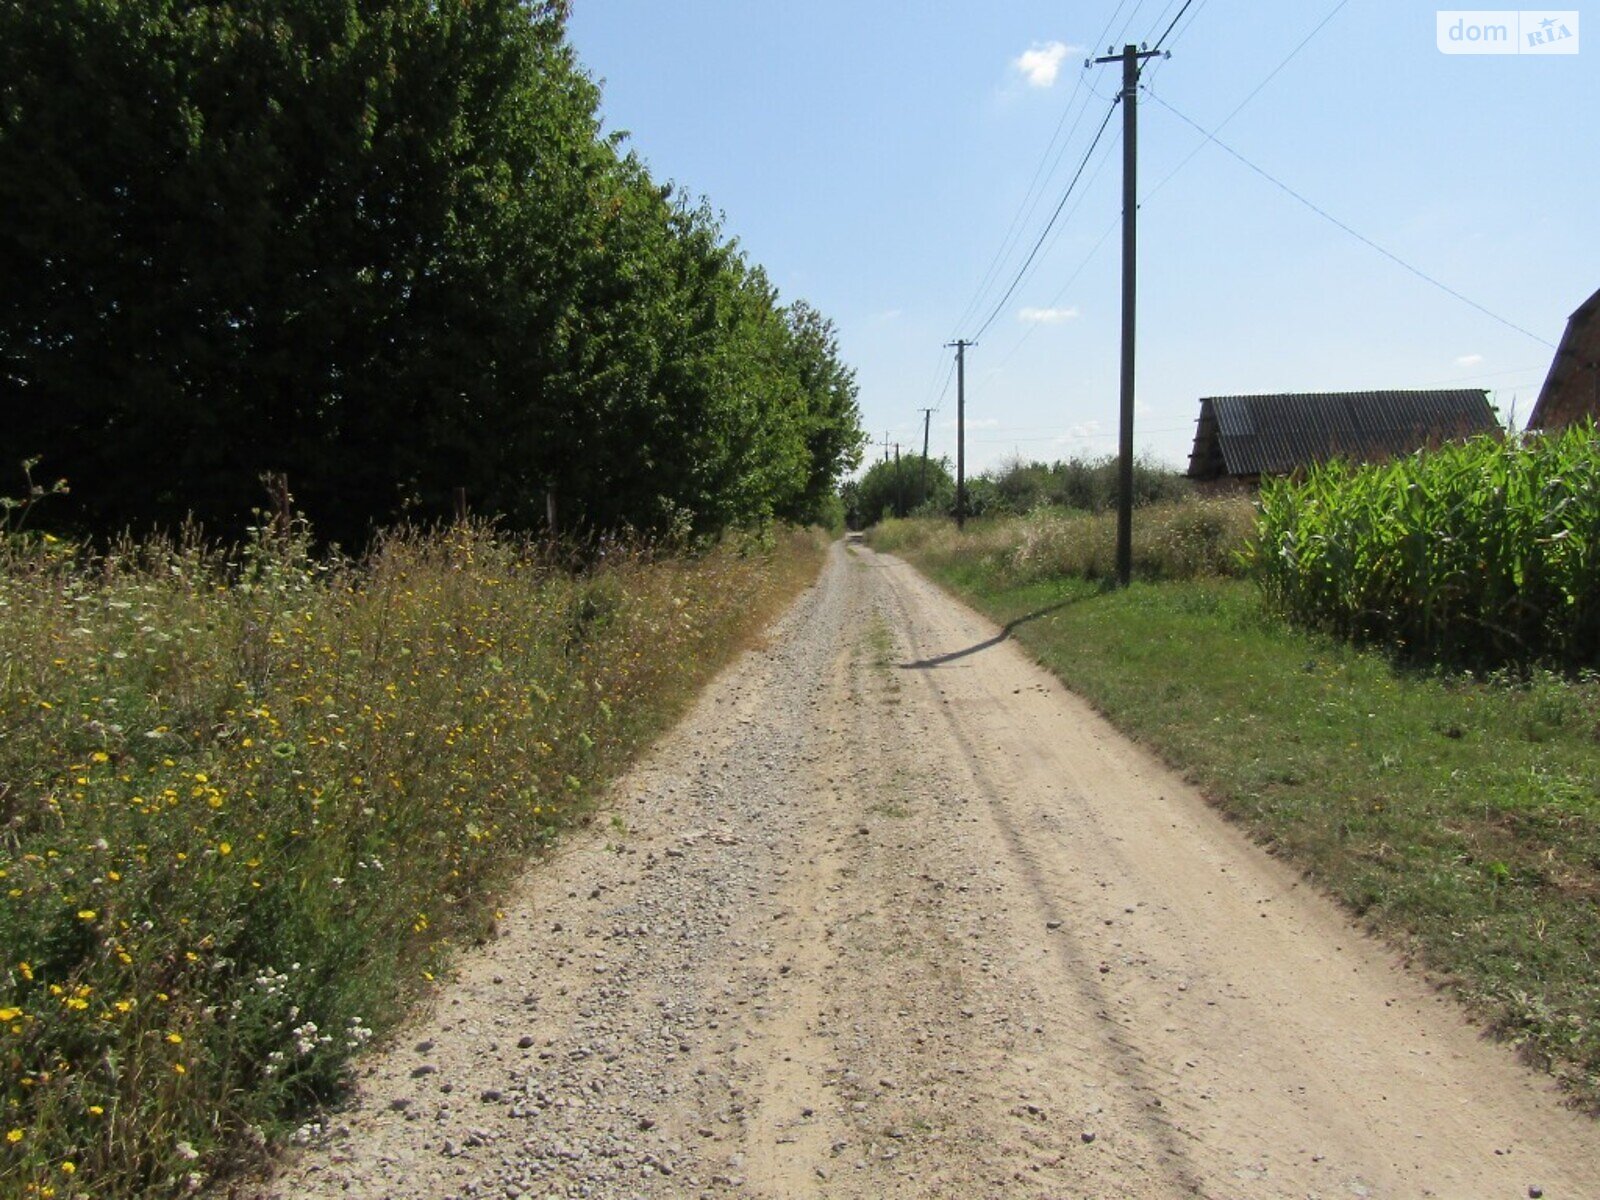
<box><xmin>871</xmin><ymin>495</ymin><xmax>1257</xmax><ymax>585</ymax></box>
<box><xmin>1253</xmin><ymin>425</ymin><xmax>1600</xmax><ymax>667</ymax></box>
<box><xmin>0</xmin><ymin>518</ymin><xmax>822</xmax><ymax>1198</ymax></box>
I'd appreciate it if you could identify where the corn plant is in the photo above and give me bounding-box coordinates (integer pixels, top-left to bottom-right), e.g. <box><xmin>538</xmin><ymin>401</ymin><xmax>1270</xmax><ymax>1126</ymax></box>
<box><xmin>1252</xmin><ymin>424</ymin><xmax>1600</xmax><ymax>667</ymax></box>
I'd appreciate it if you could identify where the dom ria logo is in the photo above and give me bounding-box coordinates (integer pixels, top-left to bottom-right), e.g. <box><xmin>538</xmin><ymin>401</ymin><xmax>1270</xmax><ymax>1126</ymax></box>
<box><xmin>1437</xmin><ymin>10</ymin><xmax>1580</xmax><ymax>53</ymax></box>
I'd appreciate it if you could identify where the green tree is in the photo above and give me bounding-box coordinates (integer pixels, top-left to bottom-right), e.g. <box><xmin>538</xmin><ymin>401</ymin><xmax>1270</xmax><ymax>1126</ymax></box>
<box><xmin>847</xmin><ymin>455</ymin><xmax>955</xmax><ymax>528</ymax></box>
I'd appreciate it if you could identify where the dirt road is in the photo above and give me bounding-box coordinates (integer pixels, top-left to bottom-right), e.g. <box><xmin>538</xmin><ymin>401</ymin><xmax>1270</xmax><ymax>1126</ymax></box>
<box><xmin>267</xmin><ymin>541</ymin><xmax>1598</xmax><ymax>1199</ymax></box>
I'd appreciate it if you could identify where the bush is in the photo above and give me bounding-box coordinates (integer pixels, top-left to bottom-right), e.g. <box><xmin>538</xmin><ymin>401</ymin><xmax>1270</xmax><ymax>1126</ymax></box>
<box><xmin>974</xmin><ymin>454</ymin><xmax>1194</xmax><ymax>517</ymax></box>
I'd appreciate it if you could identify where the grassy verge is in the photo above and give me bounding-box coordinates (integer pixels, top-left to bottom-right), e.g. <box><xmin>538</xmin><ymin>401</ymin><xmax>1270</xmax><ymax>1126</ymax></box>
<box><xmin>0</xmin><ymin>520</ymin><xmax>825</xmax><ymax>1198</ymax></box>
<box><xmin>872</xmin><ymin>515</ymin><xmax>1600</xmax><ymax>1109</ymax></box>
<box><xmin>877</xmin><ymin>496</ymin><xmax>1257</xmax><ymax>585</ymax></box>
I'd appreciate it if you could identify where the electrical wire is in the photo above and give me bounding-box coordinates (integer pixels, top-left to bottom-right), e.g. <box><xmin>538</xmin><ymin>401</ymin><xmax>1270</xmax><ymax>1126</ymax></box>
<box><xmin>950</xmin><ymin>79</ymin><xmax>1095</xmax><ymax>337</ymax></box>
<box><xmin>967</xmin><ymin>96</ymin><xmax>1121</xmax><ymax>342</ymax></box>
<box><xmin>1108</xmin><ymin>0</ymin><xmax>1153</xmax><ymax>54</ymax></box>
<box><xmin>1142</xmin><ymin>0</ymin><xmax>1348</xmax><ymax>208</ymax></box>
<box><xmin>1144</xmin><ymin>90</ymin><xmax>1558</xmax><ymax>350</ymax></box>
<box><xmin>948</xmin><ymin>0</ymin><xmax>1140</xmax><ymax>338</ymax></box>
<box><xmin>1158</xmin><ymin>0</ymin><xmax>1208</xmax><ymax>51</ymax></box>
<box><xmin>989</xmin><ymin>212</ymin><xmax>1119</xmax><ymax>373</ymax></box>
<box><xmin>1139</xmin><ymin>0</ymin><xmax>1208</xmax><ymax>90</ymax></box>
<box><xmin>1150</xmin><ymin>0</ymin><xmax>1198</xmax><ymax>52</ymax></box>
<box><xmin>975</xmin><ymin>0</ymin><xmax>1212</xmax><ymax>384</ymax></box>
<box><xmin>931</xmin><ymin>355</ymin><xmax>957</xmax><ymax>413</ymax></box>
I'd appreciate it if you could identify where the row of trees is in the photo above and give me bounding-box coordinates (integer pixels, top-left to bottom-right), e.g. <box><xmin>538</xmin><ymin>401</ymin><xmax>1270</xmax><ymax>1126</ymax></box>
<box><xmin>1</xmin><ymin>1</ymin><xmax>864</xmax><ymax>544</ymax></box>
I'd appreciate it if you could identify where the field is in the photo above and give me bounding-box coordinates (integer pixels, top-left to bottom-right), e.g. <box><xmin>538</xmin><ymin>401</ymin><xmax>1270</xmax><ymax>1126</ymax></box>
<box><xmin>873</xmin><ymin>505</ymin><xmax>1600</xmax><ymax>1109</ymax></box>
<box><xmin>0</xmin><ymin>520</ymin><xmax>824</xmax><ymax>1198</ymax></box>
<box><xmin>1254</xmin><ymin>425</ymin><xmax>1600</xmax><ymax>667</ymax></box>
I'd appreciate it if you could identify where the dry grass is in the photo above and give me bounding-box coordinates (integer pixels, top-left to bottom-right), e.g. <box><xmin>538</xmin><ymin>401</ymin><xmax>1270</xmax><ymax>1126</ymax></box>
<box><xmin>871</xmin><ymin>495</ymin><xmax>1258</xmax><ymax>585</ymax></box>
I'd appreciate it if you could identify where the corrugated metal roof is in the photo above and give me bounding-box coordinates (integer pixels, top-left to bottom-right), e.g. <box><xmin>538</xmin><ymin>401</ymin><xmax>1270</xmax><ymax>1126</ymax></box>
<box><xmin>1186</xmin><ymin>390</ymin><xmax>1499</xmax><ymax>480</ymax></box>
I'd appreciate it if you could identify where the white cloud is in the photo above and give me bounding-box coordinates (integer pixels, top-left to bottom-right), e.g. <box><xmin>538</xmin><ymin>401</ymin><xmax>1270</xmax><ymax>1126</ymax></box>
<box><xmin>1018</xmin><ymin>305</ymin><xmax>1080</xmax><ymax>324</ymax></box>
<box><xmin>870</xmin><ymin>308</ymin><xmax>904</xmax><ymax>324</ymax></box>
<box><xmin>1455</xmin><ymin>353</ymin><xmax>1484</xmax><ymax>367</ymax></box>
<box><xmin>1015</xmin><ymin>42</ymin><xmax>1074</xmax><ymax>88</ymax></box>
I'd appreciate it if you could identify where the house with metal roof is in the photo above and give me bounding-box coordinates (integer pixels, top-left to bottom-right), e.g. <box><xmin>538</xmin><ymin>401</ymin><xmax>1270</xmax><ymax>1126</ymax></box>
<box><xmin>1186</xmin><ymin>390</ymin><xmax>1500</xmax><ymax>483</ymax></box>
<box><xmin>1527</xmin><ymin>286</ymin><xmax>1600</xmax><ymax>432</ymax></box>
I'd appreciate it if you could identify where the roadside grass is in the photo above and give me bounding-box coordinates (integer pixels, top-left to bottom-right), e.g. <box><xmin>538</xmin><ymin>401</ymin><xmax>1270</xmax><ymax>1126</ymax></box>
<box><xmin>872</xmin><ymin>515</ymin><xmax>1600</xmax><ymax>1110</ymax></box>
<box><xmin>0</xmin><ymin>520</ymin><xmax>825</xmax><ymax>1198</ymax></box>
<box><xmin>873</xmin><ymin>496</ymin><xmax>1257</xmax><ymax>586</ymax></box>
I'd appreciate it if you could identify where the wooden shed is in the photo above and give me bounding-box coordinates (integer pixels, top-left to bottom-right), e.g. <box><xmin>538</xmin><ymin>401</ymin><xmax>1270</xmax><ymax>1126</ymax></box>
<box><xmin>1186</xmin><ymin>390</ymin><xmax>1499</xmax><ymax>483</ymax></box>
<box><xmin>1527</xmin><ymin>286</ymin><xmax>1600</xmax><ymax>432</ymax></box>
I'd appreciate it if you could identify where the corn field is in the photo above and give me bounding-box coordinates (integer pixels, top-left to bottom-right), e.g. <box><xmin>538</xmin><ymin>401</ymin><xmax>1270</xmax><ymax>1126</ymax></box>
<box><xmin>1252</xmin><ymin>425</ymin><xmax>1600</xmax><ymax>667</ymax></box>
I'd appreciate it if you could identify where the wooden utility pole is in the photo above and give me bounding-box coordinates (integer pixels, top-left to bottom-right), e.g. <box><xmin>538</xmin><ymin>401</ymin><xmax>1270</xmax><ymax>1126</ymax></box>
<box><xmin>918</xmin><ymin>407</ymin><xmax>933</xmax><ymax>511</ymax></box>
<box><xmin>1094</xmin><ymin>42</ymin><xmax>1163</xmax><ymax>587</ymax></box>
<box><xmin>945</xmin><ymin>339</ymin><xmax>974</xmax><ymax>528</ymax></box>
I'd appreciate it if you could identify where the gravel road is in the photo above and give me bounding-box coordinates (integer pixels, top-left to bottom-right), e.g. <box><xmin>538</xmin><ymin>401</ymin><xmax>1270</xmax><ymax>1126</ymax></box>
<box><xmin>264</xmin><ymin>540</ymin><xmax>1598</xmax><ymax>1200</ymax></box>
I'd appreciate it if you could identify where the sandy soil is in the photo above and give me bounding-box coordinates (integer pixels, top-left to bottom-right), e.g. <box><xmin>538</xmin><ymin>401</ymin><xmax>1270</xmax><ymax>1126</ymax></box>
<box><xmin>261</xmin><ymin>540</ymin><xmax>1598</xmax><ymax>1200</ymax></box>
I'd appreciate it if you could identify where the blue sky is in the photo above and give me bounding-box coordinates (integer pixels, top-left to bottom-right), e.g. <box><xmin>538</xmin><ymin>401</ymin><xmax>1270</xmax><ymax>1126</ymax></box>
<box><xmin>565</xmin><ymin>2</ymin><xmax>1596</xmax><ymax>474</ymax></box>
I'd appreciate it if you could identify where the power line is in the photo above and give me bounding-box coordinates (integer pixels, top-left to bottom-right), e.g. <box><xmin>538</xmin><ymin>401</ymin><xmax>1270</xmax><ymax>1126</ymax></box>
<box><xmin>1139</xmin><ymin>0</ymin><xmax>1208</xmax><ymax>89</ymax></box>
<box><xmin>990</xmin><ymin>215</ymin><xmax>1119</xmax><ymax>372</ymax></box>
<box><xmin>986</xmin><ymin>0</ymin><xmax>1350</xmax><ymax>376</ymax></box>
<box><xmin>1143</xmin><ymin>90</ymin><xmax>1558</xmax><ymax>350</ymax></box>
<box><xmin>1142</xmin><ymin>0</ymin><xmax>1348</xmax><ymax>208</ymax></box>
<box><xmin>951</xmin><ymin>79</ymin><xmax>1094</xmax><ymax>337</ymax></box>
<box><xmin>1159</xmin><ymin>0</ymin><xmax>1209</xmax><ymax>50</ymax></box>
<box><xmin>931</xmin><ymin>355</ymin><xmax>957</xmax><ymax>412</ymax></box>
<box><xmin>948</xmin><ymin>0</ymin><xmax>1141</xmax><ymax>338</ymax></box>
<box><xmin>968</xmin><ymin>96</ymin><xmax>1121</xmax><ymax>342</ymax></box>
<box><xmin>1150</xmin><ymin>0</ymin><xmax>1198</xmax><ymax>52</ymax></box>
<box><xmin>1109</xmin><ymin>0</ymin><xmax>1155</xmax><ymax>52</ymax></box>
